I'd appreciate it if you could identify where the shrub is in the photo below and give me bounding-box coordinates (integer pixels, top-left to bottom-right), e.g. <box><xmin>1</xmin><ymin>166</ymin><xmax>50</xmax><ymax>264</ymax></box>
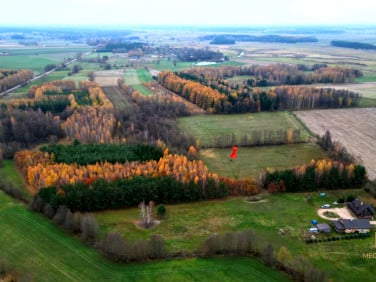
<box><xmin>346</xmin><ymin>195</ymin><xmax>355</xmax><ymax>202</ymax></box>
<box><xmin>157</xmin><ymin>204</ymin><xmax>166</xmax><ymax>218</ymax></box>
<box><xmin>337</xmin><ymin>198</ymin><xmax>345</xmax><ymax>204</ymax></box>
<box><xmin>80</xmin><ymin>213</ymin><xmax>99</xmax><ymax>243</ymax></box>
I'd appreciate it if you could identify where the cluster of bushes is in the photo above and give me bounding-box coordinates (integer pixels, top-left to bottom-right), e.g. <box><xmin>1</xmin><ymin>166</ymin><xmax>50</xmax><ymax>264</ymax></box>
<box><xmin>37</xmin><ymin>176</ymin><xmax>228</xmax><ymax>212</ymax></box>
<box><xmin>29</xmin><ymin>197</ymin><xmax>99</xmax><ymax>244</ymax></box>
<box><xmin>202</xmin><ymin>229</ymin><xmax>328</xmax><ymax>282</ymax></box>
<box><xmin>97</xmin><ymin>232</ymin><xmax>167</xmax><ymax>262</ymax></box>
<box><xmin>0</xmin><ymin>177</ymin><xmax>27</xmax><ymax>202</ymax></box>
<box><xmin>306</xmin><ymin>232</ymin><xmax>370</xmax><ymax>244</ymax></box>
<box><xmin>264</xmin><ymin>160</ymin><xmax>367</xmax><ymax>192</ymax></box>
<box><xmin>337</xmin><ymin>195</ymin><xmax>356</xmax><ymax>204</ymax></box>
<box><xmin>40</xmin><ymin>143</ymin><xmax>164</xmax><ymax>165</ymax></box>
<box><xmin>317</xmin><ymin>131</ymin><xmax>356</xmax><ymax>163</ymax></box>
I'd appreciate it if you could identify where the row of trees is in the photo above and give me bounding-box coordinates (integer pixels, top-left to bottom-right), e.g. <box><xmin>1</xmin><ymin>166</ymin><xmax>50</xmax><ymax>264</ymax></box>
<box><xmin>263</xmin><ymin>159</ymin><xmax>367</xmax><ymax>192</ymax></box>
<box><xmin>331</xmin><ymin>40</ymin><xmax>376</xmax><ymax>50</ymax></box>
<box><xmin>203</xmin><ymin>230</ymin><xmax>328</xmax><ymax>282</ymax></box>
<box><xmin>37</xmin><ymin>176</ymin><xmax>228</xmax><ymax>211</ymax></box>
<box><xmin>0</xmin><ymin>69</ymin><xmax>34</xmax><ymax>92</ymax></box>
<box><xmin>208</xmin><ymin>129</ymin><xmax>302</xmax><ymax>148</ymax></box>
<box><xmin>177</xmin><ymin>64</ymin><xmax>362</xmax><ymax>87</ymax></box>
<box><xmin>158</xmin><ymin>71</ymin><xmax>360</xmax><ymax>113</ymax></box>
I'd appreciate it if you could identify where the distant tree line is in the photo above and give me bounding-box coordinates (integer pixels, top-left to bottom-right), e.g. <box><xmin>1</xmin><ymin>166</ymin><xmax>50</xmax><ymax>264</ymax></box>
<box><xmin>177</xmin><ymin>64</ymin><xmax>362</xmax><ymax>87</ymax></box>
<box><xmin>210</xmin><ymin>37</ymin><xmax>236</xmax><ymax>45</ymax></box>
<box><xmin>331</xmin><ymin>40</ymin><xmax>376</xmax><ymax>50</ymax></box>
<box><xmin>158</xmin><ymin>71</ymin><xmax>360</xmax><ymax>114</ymax></box>
<box><xmin>96</xmin><ymin>41</ymin><xmax>146</xmax><ymax>53</ymax></box>
<box><xmin>202</xmin><ymin>34</ymin><xmax>318</xmax><ymax>43</ymax></box>
<box><xmin>174</xmin><ymin>48</ymin><xmax>224</xmax><ymax>62</ymax></box>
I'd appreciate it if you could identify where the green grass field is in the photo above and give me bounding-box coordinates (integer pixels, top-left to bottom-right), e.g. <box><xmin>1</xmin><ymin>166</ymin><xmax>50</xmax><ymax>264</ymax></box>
<box><xmin>124</xmin><ymin>68</ymin><xmax>154</xmax><ymax>96</ymax></box>
<box><xmin>0</xmin><ymin>191</ymin><xmax>289</xmax><ymax>282</ymax></box>
<box><xmin>177</xmin><ymin>111</ymin><xmax>312</xmax><ymax>148</ymax></box>
<box><xmin>199</xmin><ymin>144</ymin><xmax>327</xmax><ymax>179</ymax></box>
<box><xmin>94</xmin><ymin>190</ymin><xmax>376</xmax><ymax>282</ymax></box>
<box><xmin>0</xmin><ymin>47</ymin><xmax>90</xmax><ymax>72</ymax></box>
<box><xmin>0</xmin><ymin>55</ymin><xmax>57</xmax><ymax>72</ymax></box>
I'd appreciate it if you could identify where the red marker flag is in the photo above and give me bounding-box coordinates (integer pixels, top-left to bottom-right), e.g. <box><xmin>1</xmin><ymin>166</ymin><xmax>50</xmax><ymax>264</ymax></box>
<box><xmin>230</xmin><ymin>146</ymin><xmax>238</xmax><ymax>159</ymax></box>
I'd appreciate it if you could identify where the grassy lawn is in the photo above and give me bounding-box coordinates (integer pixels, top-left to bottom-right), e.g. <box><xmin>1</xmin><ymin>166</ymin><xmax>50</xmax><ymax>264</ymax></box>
<box><xmin>95</xmin><ymin>190</ymin><xmax>376</xmax><ymax>282</ymax></box>
<box><xmin>177</xmin><ymin>111</ymin><xmax>312</xmax><ymax>147</ymax></box>
<box><xmin>0</xmin><ymin>191</ymin><xmax>289</xmax><ymax>282</ymax></box>
<box><xmin>199</xmin><ymin>144</ymin><xmax>328</xmax><ymax>179</ymax></box>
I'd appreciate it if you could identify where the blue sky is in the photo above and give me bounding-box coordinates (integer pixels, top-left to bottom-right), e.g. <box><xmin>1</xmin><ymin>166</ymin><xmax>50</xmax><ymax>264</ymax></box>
<box><xmin>1</xmin><ymin>0</ymin><xmax>376</xmax><ymax>26</ymax></box>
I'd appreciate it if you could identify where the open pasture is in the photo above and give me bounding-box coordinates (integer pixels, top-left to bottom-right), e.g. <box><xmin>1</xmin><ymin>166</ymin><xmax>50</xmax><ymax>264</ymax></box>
<box><xmin>94</xmin><ymin>190</ymin><xmax>376</xmax><ymax>282</ymax></box>
<box><xmin>199</xmin><ymin>143</ymin><xmax>327</xmax><ymax>179</ymax></box>
<box><xmin>295</xmin><ymin>108</ymin><xmax>376</xmax><ymax>180</ymax></box>
<box><xmin>177</xmin><ymin>111</ymin><xmax>311</xmax><ymax>148</ymax></box>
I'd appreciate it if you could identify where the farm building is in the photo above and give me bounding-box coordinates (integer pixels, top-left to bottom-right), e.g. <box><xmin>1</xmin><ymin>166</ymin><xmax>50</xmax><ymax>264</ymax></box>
<box><xmin>347</xmin><ymin>198</ymin><xmax>374</xmax><ymax>219</ymax></box>
<box><xmin>333</xmin><ymin>219</ymin><xmax>371</xmax><ymax>234</ymax></box>
<box><xmin>316</xmin><ymin>223</ymin><xmax>331</xmax><ymax>233</ymax></box>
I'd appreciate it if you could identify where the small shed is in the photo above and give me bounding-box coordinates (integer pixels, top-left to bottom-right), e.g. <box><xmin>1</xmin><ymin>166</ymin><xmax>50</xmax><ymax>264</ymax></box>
<box><xmin>316</xmin><ymin>223</ymin><xmax>331</xmax><ymax>233</ymax></box>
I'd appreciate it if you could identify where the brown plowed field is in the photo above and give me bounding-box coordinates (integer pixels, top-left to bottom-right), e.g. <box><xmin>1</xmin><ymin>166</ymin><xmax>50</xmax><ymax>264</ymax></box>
<box><xmin>295</xmin><ymin>108</ymin><xmax>376</xmax><ymax>180</ymax></box>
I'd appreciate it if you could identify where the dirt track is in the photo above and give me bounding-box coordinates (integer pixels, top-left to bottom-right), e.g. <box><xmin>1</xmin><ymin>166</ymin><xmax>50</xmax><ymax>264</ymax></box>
<box><xmin>295</xmin><ymin>108</ymin><xmax>376</xmax><ymax>180</ymax></box>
